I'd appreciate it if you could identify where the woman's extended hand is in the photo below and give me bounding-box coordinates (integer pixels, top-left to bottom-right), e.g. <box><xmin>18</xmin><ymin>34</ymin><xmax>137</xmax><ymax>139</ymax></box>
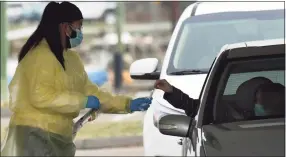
<box><xmin>130</xmin><ymin>97</ymin><xmax>152</xmax><ymax>112</ymax></box>
<box><xmin>154</xmin><ymin>79</ymin><xmax>173</xmax><ymax>93</ymax></box>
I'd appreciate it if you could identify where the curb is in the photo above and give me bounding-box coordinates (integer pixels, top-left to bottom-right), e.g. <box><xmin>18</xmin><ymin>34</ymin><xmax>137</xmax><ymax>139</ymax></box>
<box><xmin>75</xmin><ymin>136</ymin><xmax>143</xmax><ymax>150</ymax></box>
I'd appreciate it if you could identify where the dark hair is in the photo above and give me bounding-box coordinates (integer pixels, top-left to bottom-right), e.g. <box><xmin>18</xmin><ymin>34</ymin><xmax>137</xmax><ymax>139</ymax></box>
<box><xmin>256</xmin><ymin>83</ymin><xmax>285</xmax><ymax>113</ymax></box>
<box><xmin>18</xmin><ymin>1</ymin><xmax>83</xmax><ymax>69</ymax></box>
<box><xmin>18</xmin><ymin>2</ymin><xmax>65</xmax><ymax>68</ymax></box>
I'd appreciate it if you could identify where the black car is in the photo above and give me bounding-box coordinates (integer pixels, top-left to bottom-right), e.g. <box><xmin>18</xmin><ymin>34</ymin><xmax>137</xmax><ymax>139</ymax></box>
<box><xmin>158</xmin><ymin>38</ymin><xmax>285</xmax><ymax>156</ymax></box>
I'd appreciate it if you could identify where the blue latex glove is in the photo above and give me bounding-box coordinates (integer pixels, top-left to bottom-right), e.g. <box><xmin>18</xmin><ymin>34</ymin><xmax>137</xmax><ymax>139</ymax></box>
<box><xmin>85</xmin><ymin>96</ymin><xmax>100</xmax><ymax>109</ymax></box>
<box><xmin>130</xmin><ymin>97</ymin><xmax>152</xmax><ymax>112</ymax></box>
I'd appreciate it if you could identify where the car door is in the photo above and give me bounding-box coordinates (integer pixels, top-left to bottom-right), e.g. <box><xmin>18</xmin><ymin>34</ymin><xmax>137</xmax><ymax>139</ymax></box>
<box><xmin>201</xmin><ymin>55</ymin><xmax>285</xmax><ymax>156</ymax></box>
<box><xmin>202</xmin><ymin>118</ymin><xmax>284</xmax><ymax>156</ymax></box>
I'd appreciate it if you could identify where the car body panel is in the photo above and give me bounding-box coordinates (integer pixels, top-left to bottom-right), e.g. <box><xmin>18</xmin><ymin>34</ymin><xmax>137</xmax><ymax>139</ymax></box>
<box><xmin>143</xmin><ymin>105</ymin><xmax>184</xmax><ymax>156</ymax></box>
<box><xmin>202</xmin><ymin>118</ymin><xmax>284</xmax><ymax>156</ymax></box>
<box><xmin>152</xmin><ymin>74</ymin><xmax>207</xmax><ymax>112</ymax></box>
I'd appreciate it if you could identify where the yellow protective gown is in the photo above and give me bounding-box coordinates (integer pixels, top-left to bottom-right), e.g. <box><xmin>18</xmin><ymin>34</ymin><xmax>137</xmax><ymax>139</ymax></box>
<box><xmin>1</xmin><ymin>39</ymin><xmax>132</xmax><ymax>156</ymax></box>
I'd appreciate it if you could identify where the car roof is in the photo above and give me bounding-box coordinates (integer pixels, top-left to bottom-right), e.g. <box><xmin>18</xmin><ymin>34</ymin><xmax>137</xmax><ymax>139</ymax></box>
<box><xmin>194</xmin><ymin>1</ymin><xmax>284</xmax><ymax>15</ymax></box>
<box><xmin>219</xmin><ymin>38</ymin><xmax>285</xmax><ymax>59</ymax></box>
<box><xmin>178</xmin><ymin>2</ymin><xmax>284</xmax><ymax>29</ymax></box>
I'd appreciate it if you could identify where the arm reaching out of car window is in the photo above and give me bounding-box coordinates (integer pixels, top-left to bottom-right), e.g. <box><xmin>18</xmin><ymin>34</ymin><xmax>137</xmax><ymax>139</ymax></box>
<box><xmin>154</xmin><ymin>79</ymin><xmax>199</xmax><ymax>117</ymax></box>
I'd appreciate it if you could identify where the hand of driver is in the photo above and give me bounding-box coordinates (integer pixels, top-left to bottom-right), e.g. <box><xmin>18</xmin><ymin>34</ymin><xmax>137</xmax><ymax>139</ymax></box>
<box><xmin>154</xmin><ymin>79</ymin><xmax>173</xmax><ymax>93</ymax></box>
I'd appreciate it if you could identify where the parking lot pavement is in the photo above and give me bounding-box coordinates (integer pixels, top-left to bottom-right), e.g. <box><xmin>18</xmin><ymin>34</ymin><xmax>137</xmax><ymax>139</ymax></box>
<box><xmin>75</xmin><ymin>147</ymin><xmax>144</xmax><ymax>156</ymax></box>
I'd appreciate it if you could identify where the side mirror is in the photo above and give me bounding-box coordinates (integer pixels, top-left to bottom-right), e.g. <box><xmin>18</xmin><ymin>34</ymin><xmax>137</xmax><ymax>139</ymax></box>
<box><xmin>129</xmin><ymin>58</ymin><xmax>160</xmax><ymax>80</ymax></box>
<box><xmin>158</xmin><ymin>115</ymin><xmax>191</xmax><ymax>137</ymax></box>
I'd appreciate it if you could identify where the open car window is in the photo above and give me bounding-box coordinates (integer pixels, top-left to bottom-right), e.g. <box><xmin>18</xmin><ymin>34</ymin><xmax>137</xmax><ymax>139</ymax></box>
<box><xmin>214</xmin><ymin>56</ymin><xmax>285</xmax><ymax>124</ymax></box>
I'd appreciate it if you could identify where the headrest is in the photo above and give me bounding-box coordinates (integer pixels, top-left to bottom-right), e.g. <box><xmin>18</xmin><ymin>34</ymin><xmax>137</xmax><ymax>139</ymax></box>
<box><xmin>235</xmin><ymin>77</ymin><xmax>273</xmax><ymax>111</ymax></box>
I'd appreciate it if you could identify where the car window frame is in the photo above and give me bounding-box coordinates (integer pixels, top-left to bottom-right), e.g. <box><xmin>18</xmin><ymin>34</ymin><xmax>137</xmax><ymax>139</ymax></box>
<box><xmin>198</xmin><ymin>58</ymin><xmax>216</xmax><ymax>101</ymax></box>
<box><xmin>195</xmin><ymin>51</ymin><xmax>229</xmax><ymax>127</ymax></box>
<box><xmin>212</xmin><ymin>55</ymin><xmax>285</xmax><ymax>124</ymax></box>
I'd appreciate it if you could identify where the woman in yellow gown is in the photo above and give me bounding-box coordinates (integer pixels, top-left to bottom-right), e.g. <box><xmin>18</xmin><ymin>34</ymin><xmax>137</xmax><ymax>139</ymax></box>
<box><xmin>1</xmin><ymin>2</ymin><xmax>151</xmax><ymax>156</ymax></box>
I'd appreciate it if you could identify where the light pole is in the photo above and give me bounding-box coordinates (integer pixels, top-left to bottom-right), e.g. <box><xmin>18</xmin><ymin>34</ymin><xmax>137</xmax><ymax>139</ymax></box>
<box><xmin>113</xmin><ymin>2</ymin><xmax>125</xmax><ymax>93</ymax></box>
<box><xmin>116</xmin><ymin>2</ymin><xmax>125</xmax><ymax>54</ymax></box>
<box><xmin>1</xmin><ymin>2</ymin><xmax>9</xmax><ymax>104</ymax></box>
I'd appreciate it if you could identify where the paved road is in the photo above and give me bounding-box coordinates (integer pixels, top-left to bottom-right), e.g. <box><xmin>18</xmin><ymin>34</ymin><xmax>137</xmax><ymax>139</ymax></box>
<box><xmin>75</xmin><ymin>147</ymin><xmax>144</xmax><ymax>156</ymax></box>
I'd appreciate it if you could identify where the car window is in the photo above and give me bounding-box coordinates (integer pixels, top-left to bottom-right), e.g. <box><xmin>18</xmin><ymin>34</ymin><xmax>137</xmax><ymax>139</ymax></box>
<box><xmin>224</xmin><ymin>70</ymin><xmax>284</xmax><ymax>95</ymax></box>
<box><xmin>167</xmin><ymin>9</ymin><xmax>284</xmax><ymax>74</ymax></box>
<box><xmin>214</xmin><ymin>57</ymin><xmax>285</xmax><ymax>123</ymax></box>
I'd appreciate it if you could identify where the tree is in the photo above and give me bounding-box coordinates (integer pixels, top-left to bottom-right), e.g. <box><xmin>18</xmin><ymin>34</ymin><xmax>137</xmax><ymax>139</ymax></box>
<box><xmin>160</xmin><ymin>1</ymin><xmax>179</xmax><ymax>31</ymax></box>
<box><xmin>161</xmin><ymin>1</ymin><xmax>196</xmax><ymax>31</ymax></box>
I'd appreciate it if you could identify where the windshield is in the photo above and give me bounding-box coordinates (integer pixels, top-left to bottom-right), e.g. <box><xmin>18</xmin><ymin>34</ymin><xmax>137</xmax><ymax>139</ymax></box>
<box><xmin>167</xmin><ymin>9</ymin><xmax>284</xmax><ymax>75</ymax></box>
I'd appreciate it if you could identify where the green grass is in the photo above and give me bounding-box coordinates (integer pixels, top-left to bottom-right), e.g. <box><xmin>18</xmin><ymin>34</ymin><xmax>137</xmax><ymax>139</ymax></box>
<box><xmin>1</xmin><ymin>120</ymin><xmax>143</xmax><ymax>143</ymax></box>
<box><xmin>75</xmin><ymin>120</ymin><xmax>143</xmax><ymax>140</ymax></box>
